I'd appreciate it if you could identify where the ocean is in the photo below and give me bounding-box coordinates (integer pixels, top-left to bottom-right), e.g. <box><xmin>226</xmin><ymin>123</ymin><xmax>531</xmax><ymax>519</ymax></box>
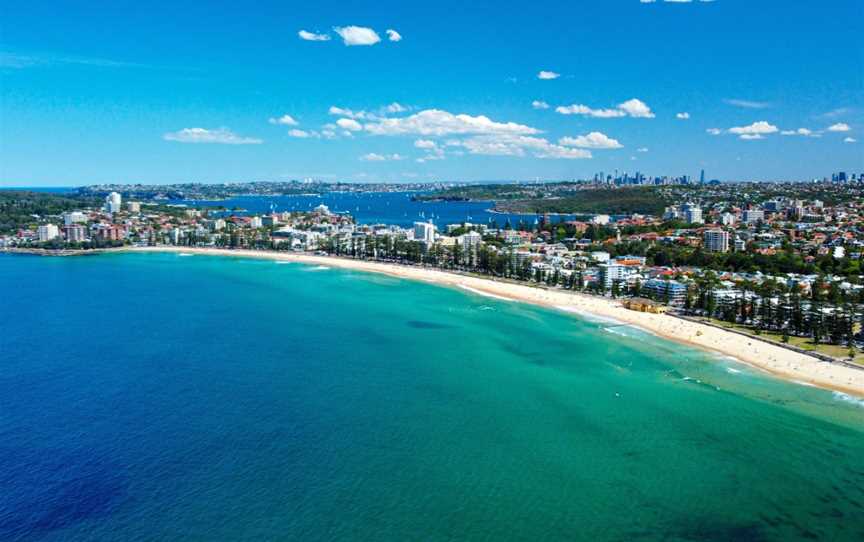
<box><xmin>1</xmin><ymin>252</ymin><xmax>863</xmax><ymax>541</ymax></box>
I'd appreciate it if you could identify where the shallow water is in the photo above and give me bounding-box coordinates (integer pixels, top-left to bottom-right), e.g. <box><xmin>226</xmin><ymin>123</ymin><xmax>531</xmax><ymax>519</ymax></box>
<box><xmin>1</xmin><ymin>252</ymin><xmax>862</xmax><ymax>541</ymax></box>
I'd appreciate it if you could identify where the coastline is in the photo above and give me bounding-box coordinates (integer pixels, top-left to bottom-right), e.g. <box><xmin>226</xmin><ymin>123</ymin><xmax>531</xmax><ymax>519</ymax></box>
<box><xmin>15</xmin><ymin>245</ymin><xmax>864</xmax><ymax>397</ymax></box>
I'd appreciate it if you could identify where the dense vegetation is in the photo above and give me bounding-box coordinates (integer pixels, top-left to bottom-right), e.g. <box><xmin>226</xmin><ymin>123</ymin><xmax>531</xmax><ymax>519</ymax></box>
<box><xmin>0</xmin><ymin>191</ymin><xmax>99</xmax><ymax>234</ymax></box>
<box><xmin>415</xmin><ymin>184</ymin><xmax>671</xmax><ymax>215</ymax></box>
<box><xmin>496</xmin><ymin>188</ymin><xmax>671</xmax><ymax>215</ymax></box>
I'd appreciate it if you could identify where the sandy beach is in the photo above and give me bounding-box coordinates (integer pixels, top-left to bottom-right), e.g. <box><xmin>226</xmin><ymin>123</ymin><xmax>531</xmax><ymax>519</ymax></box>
<box><xmin>119</xmin><ymin>246</ymin><xmax>864</xmax><ymax>397</ymax></box>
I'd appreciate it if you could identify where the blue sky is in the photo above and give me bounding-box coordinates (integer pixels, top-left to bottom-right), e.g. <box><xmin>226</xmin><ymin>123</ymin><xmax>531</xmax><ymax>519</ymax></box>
<box><xmin>1</xmin><ymin>0</ymin><xmax>862</xmax><ymax>186</ymax></box>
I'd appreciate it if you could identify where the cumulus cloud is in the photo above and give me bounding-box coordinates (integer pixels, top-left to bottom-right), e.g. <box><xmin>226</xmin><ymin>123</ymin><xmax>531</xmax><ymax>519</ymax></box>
<box><xmin>556</xmin><ymin>98</ymin><xmax>654</xmax><ymax>119</ymax></box>
<box><xmin>414</xmin><ymin>139</ymin><xmax>438</xmax><ymax>149</ymax></box>
<box><xmin>268</xmin><ymin>114</ymin><xmax>299</xmax><ymax>126</ymax></box>
<box><xmin>844</xmin><ymin>137</ymin><xmax>857</xmax><ymax>143</ymax></box>
<box><xmin>449</xmin><ymin>134</ymin><xmax>591</xmax><ymax>160</ymax></box>
<box><xmin>637</xmin><ymin>147</ymin><xmax>649</xmax><ymax>152</ymax></box>
<box><xmin>382</xmin><ymin>102</ymin><xmax>408</xmax><ymax>113</ymax></box>
<box><xmin>334</xmin><ymin>26</ymin><xmax>381</xmax><ymax>46</ymax></box>
<box><xmin>676</xmin><ymin>112</ymin><xmax>690</xmax><ymax>119</ymax></box>
<box><xmin>618</xmin><ymin>99</ymin><xmax>655</xmax><ymax>118</ymax></box>
<box><xmin>360</xmin><ymin>152</ymin><xmax>404</xmax><ymax>161</ymax></box>
<box><xmin>386</xmin><ymin>29</ymin><xmax>402</xmax><ymax>42</ymax></box>
<box><xmin>724</xmin><ymin>98</ymin><xmax>771</xmax><ymax>109</ymax></box>
<box><xmin>363</xmin><ymin>109</ymin><xmax>541</xmax><ymax>136</ymax></box>
<box><xmin>828</xmin><ymin>122</ymin><xmax>851</xmax><ymax>132</ymax></box>
<box><xmin>706</xmin><ymin>128</ymin><xmax>722</xmax><ymax>135</ymax></box>
<box><xmin>163</xmin><ymin>127</ymin><xmax>262</xmax><ymax>145</ymax></box>
<box><xmin>728</xmin><ymin>121</ymin><xmax>778</xmax><ymax>138</ymax></box>
<box><xmin>532</xmin><ymin>100</ymin><xmax>550</xmax><ymax>110</ymax></box>
<box><xmin>288</xmin><ymin>129</ymin><xmax>313</xmax><ymax>138</ymax></box>
<box><xmin>537</xmin><ymin>70</ymin><xmax>560</xmax><ymax>80</ymax></box>
<box><xmin>559</xmin><ymin>132</ymin><xmax>623</xmax><ymax>149</ymax></box>
<box><xmin>336</xmin><ymin>118</ymin><xmax>363</xmax><ymax>131</ymax></box>
<box><xmin>298</xmin><ymin>30</ymin><xmax>331</xmax><ymax>41</ymax></box>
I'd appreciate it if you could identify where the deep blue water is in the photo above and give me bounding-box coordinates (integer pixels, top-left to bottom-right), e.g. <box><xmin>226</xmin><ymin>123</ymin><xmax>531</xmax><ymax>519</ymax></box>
<box><xmin>1</xmin><ymin>252</ymin><xmax>863</xmax><ymax>541</ymax></box>
<box><xmin>171</xmin><ymin>192</ymin><xmax>585</xmax><ymax>227</ymax></box>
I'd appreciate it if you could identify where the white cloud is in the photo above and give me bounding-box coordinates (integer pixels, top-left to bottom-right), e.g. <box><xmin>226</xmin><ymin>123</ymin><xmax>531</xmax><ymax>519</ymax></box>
<box><xmin>559</xmin><ymin>132</ymin><xmax>623</xmax><ymax>149</ymax></box>
<box><xmin>363</xmin><ymin>109</ymin><xmax>541</xmax><ymax>136</ymax></box>
<box><xmin>780</xmin><ymin>128</ymin><xmax>819</xmax><ymax>137</ymax></box>
<box><xmin>537</xmin><ymin>70</ymin><xmax>560</xmax><ymax>80</ymax></box>
<box><xmin>828</xmin><ymin>122</ymin><xmax>851</xmax><ymax>132</ymax></box>
<box><xmin>163</xmin><ymin>127</ymin><xmax>262</xmax><ymax>145</ymax></box>
<box><xmin>336</xmin><ymin>118</ymin><xmax>363</xmax><ymax>131</ymax></box>
<box><xmin>333</xmin><ymin>26</ymin><xmax>381</xmax><ymax>46</ymax></box>
<box><xmin>386</xmin><ymin>29</ymin><xmax>402</xmax><ymax>42</ymax></box>
<box><xmin>298</xmin><ymin>30</ymin><xmax>331</xmax><ymax>42</ymax></box>
<box><xmin>618</xmin><ymin>99</ymin><xmax>655</xmax><ymax>118</ymax></box>
<box><xmin>450</xmin><ymin>134</ymin><xmax>591</xmax><ymax>160</ymax></box>
<box><xmin>329</xmin><ymin>106</ymin><xmax>367</xmax><ymax>119</ymax></box>
<box><xmin>556</xmin><ymin>98</ymin><xmax>654</xmax><ymax>119</ymax></box>
<box><xmin>288</xmin><ymin>129</ymin><xmax>313</xmax><ymax>138</ymax></box>
<box><xmin>532</xmin><ymin>100</ymin><xmax>550</xmax><ymax>110</ymax></box>
<box><xmin>414</xmin><ymin>139</ymin><xmax>438</xmax><ymax>149</ymax></box>
<box><xmin>382</xmin><ymin>102</ymin><xmax>408</xmax><ymax>113</ymax></box>
<box><xmin>844</xmin><ymin>137</ymin><xmax>857</xmax><ymax>143</ymax></box>
<box><xmin>706</xmin><ymin>128</ymin><xmax>722</xmax><ymax>135</ymax></box>
<box><xmin>724</xmin><ymin>98</ymin><xmax>771</xmax><ymax>109</ymax></box>
<box><xmin>637</xmin><ymin>147</ymin><xmax>649</xmax><ymax>152</ymax></box>
<box><xmin>328</xmin><ymin>103</ymin><xmax>408</xmax><ymax>120</ymax></box>
<box><xmin>360</xmin><ymin>152</ymin><xmax>404</xmax><ymax>161</ymax></box>
<box><xmin>268</xmin><ymin>114</ymin><xmax>299</xmax><ymax>126</ymax></box>
<box><xmin>739</xmin><ymin>134</ymin><xmax>765</xmax><ymax>140</ymax></box>
<box><xmin>728</xmin><ymin>121</ymin><xmax>778</xmax><ymax>136</ymax></box>
<box><xmin>556</xmin><ymin>104</ymin><xmax>624</xmax><ymax>118</ymax></box>
<box><xmin>676</xmin><ymin>112</ymin><xmax>690</xmax><ymax>119</ymax></box>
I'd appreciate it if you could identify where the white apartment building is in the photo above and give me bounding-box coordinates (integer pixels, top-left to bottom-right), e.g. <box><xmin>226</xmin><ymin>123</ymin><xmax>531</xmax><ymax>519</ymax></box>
<box><xmin>682</xmin><ymin>203</ymin><xmax>703</xmax><ymax>224</ymax></box>
<box><xmin>104</xmin><ymin>192</ymin><xmax>122</xmax><ymax>213</ymax></box>
<box><xmin>63</xmin><ymin>211</ymin><xmax>87</xmax><ymax>226</ymax></box>
<box><xmin>413</xmin><ymin>221</ymin><xmax>436</xmax><ymax>245</ymax></box>
<box><xmin>742</xmin><ymin>209</ymin><xmax>765</xmax><ymax>224</ymax></box>
<box><xmin>37</xmin><ymin>224</ymin><xmax>60</xmax><ymax>242</ymax></box>
<box><xmin>703</xmin><ymin>229</ymin><xmax>730</xmax><ymax>253</ymax></box>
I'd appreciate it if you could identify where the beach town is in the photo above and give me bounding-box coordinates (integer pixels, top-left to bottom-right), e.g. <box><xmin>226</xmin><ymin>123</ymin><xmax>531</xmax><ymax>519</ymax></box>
<box><xmin>4</xmin><ymin>178</ymin><xmax>864</xmax><ymax>396</ymax></box>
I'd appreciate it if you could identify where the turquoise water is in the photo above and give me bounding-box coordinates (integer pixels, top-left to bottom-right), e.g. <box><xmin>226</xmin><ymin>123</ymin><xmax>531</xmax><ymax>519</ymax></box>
<box><xmin>1</xmin><ymin>252</ymin><xmax>863</xmax><ymax>541</ymax></box>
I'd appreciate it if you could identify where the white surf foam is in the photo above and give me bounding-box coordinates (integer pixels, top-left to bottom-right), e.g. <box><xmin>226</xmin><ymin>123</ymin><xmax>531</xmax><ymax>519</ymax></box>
<box><xmin>458</xmin><ymin>285</ymin><xmax>513</xmax><ymax>302</ymax></box>
<box><xmin>555</xmin><ymin>306</ymin><xmax>624</xmax><ymax>326</ymax></box>
<box><xmin>833</xmin><ymin>391</ymin><xmax>864</xmax><ymax>408</ymax></box>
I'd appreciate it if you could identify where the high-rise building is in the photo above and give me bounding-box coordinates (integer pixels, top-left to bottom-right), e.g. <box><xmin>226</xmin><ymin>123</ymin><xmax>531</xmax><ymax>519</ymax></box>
<box><xmin>37</xmin><ymin>224</ymin><xmax>60</xmax><ymax>242</ymax></box>
<box><xmin>682</xmin><ymin>203</ymin><xmax>703</xmax><ymax>224</ymax></box>
<box><xmin>63</xmin><ymin>211</ymin><xmax>87</xmax><ymax>226</ymax></box>
<box><xmin>599</xmin><ymin>263</ymin><xmax>629</xmax><ymax>289</ymax></box>
<box><xmin>703</xmin><ymin>229</ymin><xmax>730</xmax><ymax>253</ymax></box>
<box><xmin>413</xmin><ymin>221</ymin><xmax>436</xmax><ymax>246</ymax></box>
<box><xmin>127</xmin><ymin>201</ymin><xmax>141</xmax><ymax>213</ymax></box>
<box><xmin>104</xmin><ymin>192</ymin><xmax>122</xmax><ymax>213</ymax></box>
<box><xmin>742</xmin><ymin>209</ymin><xmax>765</xmax><ymax>224</ymax></box>
<box><xmin>700</xmin><ymin>169</ymin><xmax>705</xmax><ymax>184</ymax></box>
<box><xmin>64</xmin><ymin>224</ymin><xmax>87</xmax><ymax>242</ymax></box>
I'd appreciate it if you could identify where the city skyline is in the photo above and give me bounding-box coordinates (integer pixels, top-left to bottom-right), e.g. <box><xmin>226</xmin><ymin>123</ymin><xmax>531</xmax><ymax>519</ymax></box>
<box><xmin>1</xmin><ymin>0</ymin><xmax>862</xmax><ymax>186</ymax></box>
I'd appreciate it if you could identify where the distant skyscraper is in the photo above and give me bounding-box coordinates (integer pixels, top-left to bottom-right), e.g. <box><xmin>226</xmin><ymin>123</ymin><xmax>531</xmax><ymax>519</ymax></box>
<box><xmin>700</xmin><ymin>169</ymin><xmax>705</xmax><ymax>184</ymax></box>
